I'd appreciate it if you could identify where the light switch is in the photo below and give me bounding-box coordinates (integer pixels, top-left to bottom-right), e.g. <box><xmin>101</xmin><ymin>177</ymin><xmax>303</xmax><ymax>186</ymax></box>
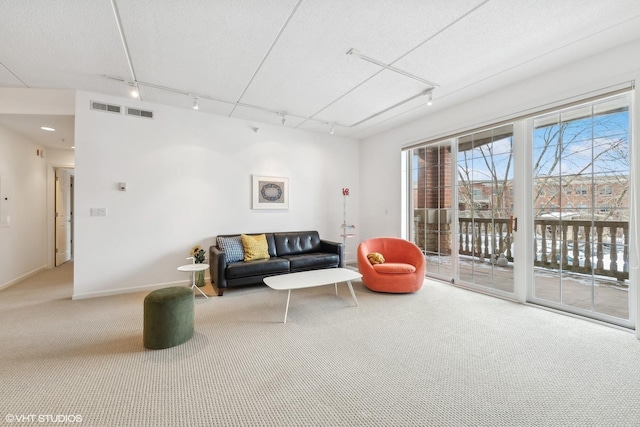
<box><xmin>119</xmin><ymin>182</ymin><xmax>127</xmax><ymax>191</ymax></box>
<box><xmin>90</xmin><ymin>208</ymin><xmax>107</xmax><ymax>216</ymax></box>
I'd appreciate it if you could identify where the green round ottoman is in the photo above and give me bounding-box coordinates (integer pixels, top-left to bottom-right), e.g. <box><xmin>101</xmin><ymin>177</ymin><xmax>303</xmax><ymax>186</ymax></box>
<box><xmin>144</xmin><ymin>286</ymin><xmax>194</xmax><ymax>349</ymax></box>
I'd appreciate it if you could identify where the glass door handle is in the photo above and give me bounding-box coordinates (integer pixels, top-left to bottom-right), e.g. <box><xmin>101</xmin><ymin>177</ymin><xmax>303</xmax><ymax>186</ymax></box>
<box><xmin>509</xmin><ymin>216</ymin><xmax>518</xmax><ymax>233</ymax></box>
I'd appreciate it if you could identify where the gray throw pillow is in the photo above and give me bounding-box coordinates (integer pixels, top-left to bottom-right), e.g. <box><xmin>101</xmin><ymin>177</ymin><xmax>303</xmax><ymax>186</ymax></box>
<box><xmin>216</xmin><ymin>236</ymin><xmax>245</xmax><ymax>263</ymax></box>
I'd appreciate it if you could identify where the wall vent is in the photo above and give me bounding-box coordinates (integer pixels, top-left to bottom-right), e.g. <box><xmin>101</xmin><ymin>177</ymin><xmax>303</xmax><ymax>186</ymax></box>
<box><xmin>90</xmin><ymin>101</ymin><xmax>121</xmax><ymax>114</ymax></box>
<box><xmin>126</xmin><ymin>107</ymin><xmax>154</xmax><ymax>119</ymax></box>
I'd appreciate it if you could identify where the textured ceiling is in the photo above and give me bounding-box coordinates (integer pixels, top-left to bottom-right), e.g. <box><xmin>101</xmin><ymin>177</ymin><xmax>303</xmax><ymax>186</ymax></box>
<box><xmin>1</xmin><ymin>0</ymin><xmax>640</xmax><ymax>149</ymax></box>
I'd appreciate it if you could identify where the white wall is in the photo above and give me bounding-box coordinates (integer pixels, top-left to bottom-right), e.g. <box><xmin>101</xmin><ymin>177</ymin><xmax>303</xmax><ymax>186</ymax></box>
<box><xmin>73</xmin><ymin>91</ymin><xmax>359</xmax><ymax>298</ymax></box>
<box><xmin>359</xmin><ymin>38</ymin><xmax>640</xmax><ymax>241</ymax></box>
<box><xmin>46</xmin><ymin>149</ymin><xmax>75</xmax><ymax>166</ymax></box>
<box><xmin>0</xmin><ymin>126</ymin><xmax>48</xmax><ymax>288</ymax></box>
<box><xmin>0</xmin><ymin>88</ymin><xmax>75</xmax><ymax>115</ymax></box>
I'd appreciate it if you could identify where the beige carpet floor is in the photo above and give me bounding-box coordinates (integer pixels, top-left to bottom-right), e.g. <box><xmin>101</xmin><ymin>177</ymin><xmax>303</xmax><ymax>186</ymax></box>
<box><xmin>2</xmin><ymin>262</ymin><xmax>640</xmax><ymax>426</ymax></box>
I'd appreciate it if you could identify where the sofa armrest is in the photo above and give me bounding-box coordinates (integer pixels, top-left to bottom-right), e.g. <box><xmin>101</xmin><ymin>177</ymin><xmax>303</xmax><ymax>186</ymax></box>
<box><xmin>320</xmin><ymin>239</ymin><xmax>344</xmax><ymax>266</ymax></box>
<box><xmin>209</xmin><ymin>245</ymin><xmax>228</xmax><ymax>293</ymax></box>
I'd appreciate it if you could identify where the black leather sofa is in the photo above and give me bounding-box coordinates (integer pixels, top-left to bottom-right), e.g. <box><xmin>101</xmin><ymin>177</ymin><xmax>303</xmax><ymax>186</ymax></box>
<box><xmin>209</xmin><ymin>231</ymin><xmax>343</xmax><ymax>296</ymax></box>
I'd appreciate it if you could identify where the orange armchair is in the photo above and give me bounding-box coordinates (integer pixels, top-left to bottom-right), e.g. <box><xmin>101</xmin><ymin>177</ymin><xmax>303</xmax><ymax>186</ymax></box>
<box><xmin>357</xmin><ymin>237</ymin><xmax>425</xmax><ymax>293</ymax></box>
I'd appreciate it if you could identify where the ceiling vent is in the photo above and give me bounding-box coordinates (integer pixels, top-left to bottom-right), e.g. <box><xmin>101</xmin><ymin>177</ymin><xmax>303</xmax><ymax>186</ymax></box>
<box><xmin>126</xmin><ymin>107</ymin><xmax>154</xmax><ymax>119</ymax></box>
<box><xmin>90</xmin><ymin>101</ymin><xmax>121</xmax><ymax>114</ymax></box>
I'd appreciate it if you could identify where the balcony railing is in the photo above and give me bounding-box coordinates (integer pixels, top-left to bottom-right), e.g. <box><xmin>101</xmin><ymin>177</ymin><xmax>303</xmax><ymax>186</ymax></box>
<box><xmin>533</xmin><ymin>219</ymin><xmax>629</xmax><ymax>281</ymax></box>
<box><xmin>458</xmin><ymin>217</ymin><xmax>513</xmax><ymax>261</ymax></box>
<box><xmin>455</xmin><ymin>217</ymin><xmax>629</xmax><ymax>281</ymax></box>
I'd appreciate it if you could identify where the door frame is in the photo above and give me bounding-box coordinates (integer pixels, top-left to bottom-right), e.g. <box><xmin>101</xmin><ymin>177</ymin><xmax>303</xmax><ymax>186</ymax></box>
<box><xmin>47</xmin><ymin>163</ymin><xmax>74</xmax><ymax>269</ymax></box>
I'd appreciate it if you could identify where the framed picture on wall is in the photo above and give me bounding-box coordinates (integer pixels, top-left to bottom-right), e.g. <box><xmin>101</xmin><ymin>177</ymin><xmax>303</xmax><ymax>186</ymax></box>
<box><xmin>252</xmin><ymin>175</ymin><xmax>289</xmax><ymax>210</ymax></box>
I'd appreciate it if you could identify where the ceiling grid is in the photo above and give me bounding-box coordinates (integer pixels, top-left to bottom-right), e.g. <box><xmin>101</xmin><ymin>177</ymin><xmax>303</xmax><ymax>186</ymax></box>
<box><xmin>1</xmin><ymin>0</ymin><xmax>639</xmax><ymax>147</ymax></box>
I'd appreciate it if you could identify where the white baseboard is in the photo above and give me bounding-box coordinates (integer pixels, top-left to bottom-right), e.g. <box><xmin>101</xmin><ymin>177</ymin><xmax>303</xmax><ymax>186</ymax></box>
<box><xmin>0</xmin><ymin>266</ymin><xmax>46</xmax><ymax>290</ymax></box>
<box><xmin>71</xmin><ymin>277</ymin><xmax>207</xmax><ymax>300</ymax></box>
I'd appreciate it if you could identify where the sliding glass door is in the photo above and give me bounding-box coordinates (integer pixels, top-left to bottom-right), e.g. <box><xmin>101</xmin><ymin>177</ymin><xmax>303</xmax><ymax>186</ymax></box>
<box><xmin>456</xmin><ymin>125</ymin><xmax>515</xmax><ymax>295</ymax></box>
<box><xmin>405</xmin><ymin>91</ymin><xmax>633</xmax><ymax>328</ymax></box>
<box><xmin>410</xmin><ymin>143</ymin><xmax>454</xmax><ymax>279</ymax></box>
<box><xmin>409</xmin><ymin>124</ymin><xmax>516</xmax><ymax>297</ymax></box>
<box><xmin>530</xmin><ymin>94</ymin><xmax>631</xmax><ymax>326</ymax></box>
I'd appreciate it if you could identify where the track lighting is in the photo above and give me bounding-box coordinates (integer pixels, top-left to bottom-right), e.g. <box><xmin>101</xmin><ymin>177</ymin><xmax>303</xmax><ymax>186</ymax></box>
<box><xmin>129</xmin><ymin>82</ymin><xmax>139</xmax><ymax>98</ymax></box>
<box><xmin>346</xmin><ymin>48</ymin><xmax>439</xmax><ymax>88</ymax></box>
<box><xmin>106</xmin><ymin>73</ymin><xmax>429</xmax><ymax>131</ymax></box>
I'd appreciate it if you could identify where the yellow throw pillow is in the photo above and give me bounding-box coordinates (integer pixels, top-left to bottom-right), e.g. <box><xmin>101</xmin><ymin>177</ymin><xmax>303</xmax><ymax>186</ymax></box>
<box><xmin>241</xmin><ymin>234</ymin><xmax>270</xmax><ymax>262</ymax></box>
<box><xmin>367</xmin><ymin>252</ymin><xmax>385</xmax><ymax>265</ymax></box>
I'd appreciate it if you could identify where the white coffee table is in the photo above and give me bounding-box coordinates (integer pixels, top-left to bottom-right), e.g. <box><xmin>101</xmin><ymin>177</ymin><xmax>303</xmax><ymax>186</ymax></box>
<box><xmin>263</xmin><ymin>267</ymin><xmax>361</xmax><ymax>323</ymax></box>
<box><xmin>177</xmin><ymin>263</ymin><xmax>210</xmax><ymax>299</ymax></box>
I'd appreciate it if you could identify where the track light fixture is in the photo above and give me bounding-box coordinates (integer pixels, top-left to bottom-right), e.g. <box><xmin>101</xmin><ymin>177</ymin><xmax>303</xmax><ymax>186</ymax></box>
<box><xmin>346</xmin><ymin>48</ymin><xmax>439</xmax><ymax>88</ymax></box>
<box><xmin>129</xmin><ymin>82</ymin><xmax>139</xmax><ymax>98</ymax></box>
<box><xmin>109</xmin><ymin>75</ymin><xmax>350</xmax><ymax>130</ymax></box>
<box><xmin>107</xmin><ymin>72</ymin><xmax>432</xmax><ymax>130</ymax></box>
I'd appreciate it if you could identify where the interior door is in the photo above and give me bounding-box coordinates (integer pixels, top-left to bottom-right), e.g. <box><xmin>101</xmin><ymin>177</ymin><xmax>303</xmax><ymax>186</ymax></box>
<box><xmin>55</xmin><ymin>168</ymin><xmax>72</xmax><ymax>266</ymax></box>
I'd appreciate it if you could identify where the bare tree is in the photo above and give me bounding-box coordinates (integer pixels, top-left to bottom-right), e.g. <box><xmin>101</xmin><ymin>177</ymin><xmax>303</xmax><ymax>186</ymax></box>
<box><xmin>456</xmin><ymin>109</ymin><xmax>629</xmax><ymax>222</ymax></box>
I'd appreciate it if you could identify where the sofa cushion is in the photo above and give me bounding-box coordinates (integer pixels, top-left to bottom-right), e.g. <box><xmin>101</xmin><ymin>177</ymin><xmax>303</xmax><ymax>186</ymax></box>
<box><xmin>285</xmin><ymin>252</ymin><xmax>340</xmax><ymax>270</ymax></box>
<box><xmin>241</xmin><ymin>234</ymin><xmax>270</xmax><ymax>262</ymax></box>
<box><xmin>226</xmin><ymin>258</ymin><xmax>290</xmax><ymax>279</ymax></box>
<box><xmin>216</xmin><ymin>236</ymin><xmax>245</xmax><ymax>263</ymax></box>
<box><xmin>274</xmin><ymin>231</ymin><xmax>322</xmax><ymax>256</ymax></box>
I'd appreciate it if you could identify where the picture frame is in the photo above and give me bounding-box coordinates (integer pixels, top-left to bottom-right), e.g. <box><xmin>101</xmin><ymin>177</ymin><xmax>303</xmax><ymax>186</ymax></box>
<box><xmin>252</xmin><ymin>175</ymin><xmax>289</xmax><ymax>210</ymax></box>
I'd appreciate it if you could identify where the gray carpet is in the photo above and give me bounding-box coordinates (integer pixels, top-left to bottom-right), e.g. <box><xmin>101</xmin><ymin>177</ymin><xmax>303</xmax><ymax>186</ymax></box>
<box><xmin>2</xmin><ymin>262</ymin><xmax>640</xmax><ymax>426</ymax></box>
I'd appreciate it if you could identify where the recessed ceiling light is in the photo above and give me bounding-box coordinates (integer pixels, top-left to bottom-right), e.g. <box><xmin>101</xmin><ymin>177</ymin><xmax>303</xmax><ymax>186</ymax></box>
<box><xmin>41</xmin><ymin>126</ymin><xmax>55</xmax><ymax>132</ymax></box>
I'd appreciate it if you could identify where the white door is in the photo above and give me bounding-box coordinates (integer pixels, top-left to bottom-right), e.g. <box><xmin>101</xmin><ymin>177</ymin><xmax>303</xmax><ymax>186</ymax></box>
<box><xmin>55</xmin><ymin>168</ymin><xmax>72</xmax><ymax>266</ymax></box>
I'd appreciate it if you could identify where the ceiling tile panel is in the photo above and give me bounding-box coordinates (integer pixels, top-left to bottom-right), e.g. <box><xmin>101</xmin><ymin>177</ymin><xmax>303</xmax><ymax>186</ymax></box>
<box><xmin>395</xmin><ymin>0</ymin><xmax>640</xmax><ymax>91</ymax></box>
<box><xmin>238</xmin><ymin>0</ymin><xmax>485</xmax><ymax>118</ymax></box>
<box><xmin>0</xmin><ymin>0</ymin><xmax>131</xmax><ymax>91</ymax></box>
<box><xmin>0</xmin><ymin>66</ymin><xmax>24</xmax><ymax>87</ymax></box>
<box><xmin>117</xmin><ymin>0</ymin><xmax>299</xmax><ymax>101</ymax></box>
<box><xmin>313</xmin><ymin>70</ymin><xmax>428</xmax><ymax>127</ymax></box>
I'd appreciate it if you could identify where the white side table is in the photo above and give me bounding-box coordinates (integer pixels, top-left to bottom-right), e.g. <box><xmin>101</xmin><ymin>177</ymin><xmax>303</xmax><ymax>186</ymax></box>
<box><xmin>177</xmin><ymin>263</ymin><xmax>210</xmax><ymax>299</ymax></box>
